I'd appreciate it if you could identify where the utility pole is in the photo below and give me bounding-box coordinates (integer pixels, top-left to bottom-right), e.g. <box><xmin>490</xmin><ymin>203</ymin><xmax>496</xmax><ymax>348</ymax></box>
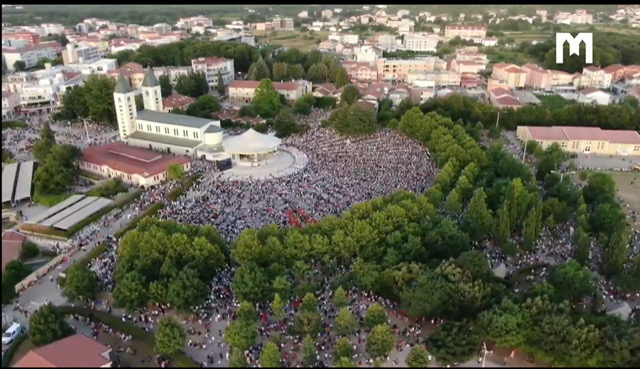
<box><xmin>495</xmin><ymin>112</ymin><xmax>500</xmax><ymax>128</ymax></box>
<box><xmin>551</xmin><ymin>170</ymin><xmax>576</xmax><ymax>182</ymax></box>
<box><xmin>80</xmin><ymin>117</ymin><xmax>90</xmax><ymax>143</ymax></box>
<box><xmin>522</xmin><ymin>139</ymin><xmax>528</xmax><ymax>164</ymax></box>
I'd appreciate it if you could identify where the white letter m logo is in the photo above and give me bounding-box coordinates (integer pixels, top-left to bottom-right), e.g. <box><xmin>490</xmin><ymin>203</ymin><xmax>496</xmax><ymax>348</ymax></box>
<box><xmin>556</xmin><ymin>33</ymin><xmax>593</xmax><ymax>64</ymax></box>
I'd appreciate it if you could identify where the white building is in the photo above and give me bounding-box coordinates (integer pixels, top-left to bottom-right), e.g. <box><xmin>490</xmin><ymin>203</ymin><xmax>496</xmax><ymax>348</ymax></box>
<box><xmin>328</xmin><ymin>33</ymin><xmax>359</xmax><ymax>45</ymax></box>
<box><xmin>2</xmin><ymin>43</ymin><xmax>60</xmax><ymax>71</ymax></box>
<box><xmin>114</xmin><ymin>67</ymin><xmax>225</xmax><ymax>160</ymax></box>
<box><xmin>175</xmin><ymin>15</ymin><xmax>213</xmax><ymax>30</ymax></box>
<box><xmin>153</xmin><ymin>23</ymin><xmax>172</xmax><ymax>34</ymax></box>
<box><xmin>66</xmin><ymin>58</ymin><xmax>118</xmax><ymax>75</ymax></box>
<box><xmin>397</xmin><ymin>10</ymin><xmax>411</xmax><ymax>18</ymax></box>
<box><xmin>298</xmin><ymin>11</ymin><xmax>309</xmax><ymax>18</ymax></box>
<box><xmin>577</xmin><ymin>88</ymin><xmax>611</xmax><ymax>105</ymax></box>
<box><xmin>321</xmin><ymin>10</ymin><xmax>334</xmax><ymax>19</ymax></box>
<box><xmin>190</xmin><ymin>57</ymin><xmax>235</xmax><ymax>89</ymax></box>
<box><xmin>402</xmin><ymin>33</ymin><xmax>440</xmax><ymax>52</ymax></box>
<box><xmin>2</xmin><ymin>91</ymin><xmax>20</xmax><ymax>119</ymax></box>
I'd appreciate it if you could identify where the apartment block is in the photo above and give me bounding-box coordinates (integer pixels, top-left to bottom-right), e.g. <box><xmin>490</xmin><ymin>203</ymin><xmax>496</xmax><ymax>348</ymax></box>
<box><xmin>176</xmin><ymin>16</ymin><xmax>213</xmax><ymax>30</ymax></box>
<box><xmin>2</xmin><ymin>43</ymin><xmax>60</xmax><ymax>71</ymax></box>
<box><xmin>581</xmin><ymin>66</ymin><xmax>613</xmax><ymax>89</ymax></box>
<box><xmin>328</xmin><ymin>33</ymin><xmax>359</xmax><ymax>45</ymax></box>
<box><xmin>272</xmin><ymin>17</ymin><xmax>294</xmax><ymax>31</ymax></box>
<box><xmin>229</xmin><ymin>80</ymin><xmax>311</xmax><ymax>103</ymax></box>
<box><xmin>1</xmin><ymin>32</ymin><xmax>40</xmax><ymax>47</ymax></box>
<box><xmin>444</xmin><ymin>25</ymin><xmax>487</xmax><ymax>43</ymax></box>
<box><xmin>376</xmin><ymin>57</ymin><xmax>447</xmax><ymax>82</ymax></box>
<box><xmin>407</xmin><ymin>70</ymin><xmax>461</xmax><ymax>88</ymax></box>
<box><xmin>450</xmin><ymin>59</ymin><xmax>486</xmax><ymax>74</ymax></box>
<box><xmin>491</xmin><ymin>63</ymin><xmax>526</xmax><ymax>89</ymax></box>
<box><xmin>522</xmin><ymin>64</ymin><xmax>552</xmax><ymax>90</ymax></box>
<box><xmin>61</xmin><ymin>43</ymin><xmax>102</xmax><ymax>65</ymax></box>
<box><xmin>342</xmin><ymin>61</ymin><xmax>378</xmax><ymax>83</ymax></box>
<box><xmin>402</xmin><ymin>33</ymin><xmax>440</xmax><ymax>52</ymax></box>
<box><xmin>191</xmin><ymin>57</ymin><xmax>235</xmax><ymax>89</ymax></box>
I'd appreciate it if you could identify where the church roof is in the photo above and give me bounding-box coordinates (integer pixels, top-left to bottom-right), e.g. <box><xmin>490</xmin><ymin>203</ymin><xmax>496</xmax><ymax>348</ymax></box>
<box><xmin>114</xmin><ymin>71</ymin><xmax>133</xmax><ymax>94</ymax></box>
<box><xmin>136</xmin><ymin>109</ymin><xmax>215</xmax><ymax>129</ymax></box>
<box><xmin>142</xmin><ymin>65</ymin><xmax>159</xmax><ymax>87</ymax></box>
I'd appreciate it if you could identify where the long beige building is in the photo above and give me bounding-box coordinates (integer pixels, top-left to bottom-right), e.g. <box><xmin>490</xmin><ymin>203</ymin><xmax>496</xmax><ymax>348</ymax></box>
<box><xmin>444</xmin><ymin>25</ymin><xmax>487</xmax><ymax>43</ymax></box>
<box><xmin>228</xmin><ymin>80</ymin><xmax>312</xmax><ymax>103</ymax></box>
<box><xmin>516</xmin><ymin>126</ymin><xmax>640</xmax><ymax>156</ymax></box>
<box><xmin>376</xmin><ymin>57</ymin><xmax>447</xmax><ymax>82</ymax></box>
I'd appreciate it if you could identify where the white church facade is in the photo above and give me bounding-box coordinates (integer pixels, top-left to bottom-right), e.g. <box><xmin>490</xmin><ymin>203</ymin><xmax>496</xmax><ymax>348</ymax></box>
<box><xmin>114</xmin><ymin>67</ymin><xmax>228</xmax><ymax>161</ymax></box>
<box><xmin>114</xmin><ymin>66</ymin><xmax>283</xmax><ymax>165</ymax></box>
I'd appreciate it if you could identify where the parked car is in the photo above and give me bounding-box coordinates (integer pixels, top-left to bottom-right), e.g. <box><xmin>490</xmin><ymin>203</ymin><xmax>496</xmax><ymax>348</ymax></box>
<box><xmin>2</xmin><ymin>323</ymin><xmax>25</xmax><ymax>345</ymax></box>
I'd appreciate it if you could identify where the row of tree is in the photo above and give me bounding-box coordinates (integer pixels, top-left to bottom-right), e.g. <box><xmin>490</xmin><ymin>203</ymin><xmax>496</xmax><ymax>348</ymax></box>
<box><xmin>32</xmin><ymin>121</ymin><xmax>81</xmax><ymax>197</ymax></box>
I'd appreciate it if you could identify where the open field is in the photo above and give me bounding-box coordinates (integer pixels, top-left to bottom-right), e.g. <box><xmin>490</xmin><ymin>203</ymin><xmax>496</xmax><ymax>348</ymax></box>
<box><xmin>254</xmin><ymin>30</ymin><xmax>328</xmax><ymax>52</ymax></box>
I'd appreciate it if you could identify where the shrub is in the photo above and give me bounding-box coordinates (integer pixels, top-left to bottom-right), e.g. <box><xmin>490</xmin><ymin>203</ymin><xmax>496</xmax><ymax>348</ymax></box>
<box><xmin>20</xmin><ymin>241</ymin><xmax>40</xmax><ymax>259</ymax></box>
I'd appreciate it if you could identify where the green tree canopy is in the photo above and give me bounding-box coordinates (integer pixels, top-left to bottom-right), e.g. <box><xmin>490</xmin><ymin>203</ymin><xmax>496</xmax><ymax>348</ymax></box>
<box><xmin>167</xmin><ymin>163</ymin><xmax>186</xmax><ymax>181</ymax></box>
<box><xmin>28</xmin><ymin>304</ymin><xmax>74</xmax><ymax>346</ymax></box>
<box><xmin>366</xmin><ymin>324</ymin><xmax>395</xmax><ymax>359</ymax></box>
<box><xmin>335</xmin><ymin>307</ymin><xmax>358</xmax><ymax>336</ymax></box>
<box><xmin>340</xmin><ymin>85</ymin><xmax>360</xmax><ymax>106</ymax></box>
<box><xmin>63</xmin><ymin>264</ymin><xmax>99</xmax><ymax>302</ymax></box>
<box><xmin>155</xmin><ymin>317</ymin><xmax>186</xmax><ymax>356</ymax></box>
<box><xmin>252</xmin><ymin>79</ymin><xmax>282</xmax><ymax>118</ymax></box>
<box><xmin>260</xmin><ymin>341</ymin><xmax>281</xmax><ymax>367</ymax></box>
<box><xmin>428</xmin><ymin>321</ymin><xmax>482</xmax><ymax>366</ymax></box>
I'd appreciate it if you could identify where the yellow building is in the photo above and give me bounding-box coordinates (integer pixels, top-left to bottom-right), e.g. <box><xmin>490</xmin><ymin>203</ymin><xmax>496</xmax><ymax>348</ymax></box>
<box><xmin>491</xmin><ymin>63</ymin><xmax>526</xmax><ymax>89</ymax></box>
<box><xmin>516</xmin><ymin>126</ymin><xmax>640</xmax><ymax>156</ymax></box>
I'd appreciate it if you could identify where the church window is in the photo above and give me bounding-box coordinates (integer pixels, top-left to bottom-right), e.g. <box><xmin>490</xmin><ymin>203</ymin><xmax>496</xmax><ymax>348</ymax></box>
<box><xmin>156</xmin><ymin>126</ymin><xmax>160</xmax><ymax>133</ymax></box>
<box><xmin>183</xmin><ymin>129</ymin><xmax>188</xmax><ymax>137</ymax></box>
<box><xmin>138</xmin><ymin>124</ymin><xmax>142</xmax><ymax>130</ymax></box>
<box><xmin>165</xmin><ymin>127</ymin><xmax>169</xmax><ymax>134</ymax></box>
<box><xmin>174</xmin><ymin>128</ymin><xmax>178</xmax><ymax>136</ymax></box>
<box><xmin>193</xmin><ymin>132</ymin><xmax>199</xmax><ymax>139</ymax></box>
<box><xmin>147</xmin><ymin>124</ymin><xmax>151</xmax><ymax>131</ymax></box>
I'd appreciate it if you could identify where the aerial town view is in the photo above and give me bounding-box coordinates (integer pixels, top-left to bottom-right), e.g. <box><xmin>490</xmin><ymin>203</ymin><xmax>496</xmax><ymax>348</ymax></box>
<box><xmin>2</xmin><ymin>3</ymin><xmax>640</xmax><ymax>368</ymax></box>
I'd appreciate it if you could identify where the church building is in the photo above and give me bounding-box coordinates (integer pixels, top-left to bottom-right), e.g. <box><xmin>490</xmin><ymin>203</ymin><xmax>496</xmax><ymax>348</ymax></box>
<box><xmin>114</xmin><ymin>66</ymin><xmax>228</xmax><ymax>161</ymax></box>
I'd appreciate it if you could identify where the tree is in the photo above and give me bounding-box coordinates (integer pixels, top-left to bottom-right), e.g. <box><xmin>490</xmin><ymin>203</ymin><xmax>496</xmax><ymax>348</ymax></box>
<box><xmin>479</xmin><ymin>298</ymin><xmax>528</xmax><ymax>348</ymax></box>
<box><xmin>113</xmin><ymin>271</ymin><xmax>149</xmax><ymax>310</ymax></box>
<box><xmin>272</xmin><ymin>292</ymin><xmax>284</xmax><ymax>321</ymax></box>
<box><xmin>365</xmin><ymin>303</ymin><xmax>388</xmax><ymax>329</ymax></box>
<box><xmin>33</xmin><ymin>144</ymin><xmax>80</xmax><ymax>195</ymax></box>
<box><xmin>582</xmin><ymin>173</ymin><xmax>617</xmax><ymax>206</ymax></box>
<box><xmin>20</xmin><ymin>241</ymin><xmax>39</xmax><ymax>259</ymax></box>
<box><xmin>229</xmin><ymin>349</ymin><xmax>248</xmax><ymax>367</ymax></box>
<box><xmin>28</xmin><ymin>304</ymin><xmax>74</xmax><ymax>346</ymax></box>
<box><xmin>406</xmin><ymin>346</ymin><xmax>431</xmax><ymax>367</ymax></box>
<box><xmin>397</xmin><ymin>97</ymin><xmax>414</xmax><ymax>117</ymax></box>
<box><xmin>33</xmin><ymin>121</ymin><xmax>57</xmax><ymax>162</ymax></box>
<box><xmin>159</xmin><ymin>75</ymin><xmax>173</xmax><ymax>97</ymax></box>
<box><xmin>333</xmin><ymin>286</ymin><xmax>348</xmax><ymax>308</ymax></box>
<box><xmin>329</xmin><ymin>103</ymin><xmax>378</xmax><ymax>136</ymax></box>
<box><xmin>427</xmin><ymin>321</ymin><xmax>482</xmax><ymax>366</ymax></box>
<box><xmin>2</xmin><ymin>260</ymin><xmax>30</xmax><ymax>304</ymax></box>
<box><xmin>167</xmin><ymin>268</ymin><xmax>209</xmax><ymax>311</ymax></box>
<box><xmin>288</xmin><ymin>64</ymin><xmax>305</xmax><ymax>79</ymax></box>
<box><xmin>335</xmin><ymin>67</ymin><xmax>350</xmax><ymax>88</ymax></box>
<box><xmin>216</xmin><ymin>70</ymin><xmax>226</xmax><ymax>95</ymax></box>
<box><xmin>247</xmin><ymin>55</ymin><xmax>271</xmax><ymax>80</ymax></box>
<box><xmin>63</xmin><ymin>264</ymin><xmax>98</xmax><ymax>302</ymax></box>
<box><xmin>175</xmin><ymin>72</ymin><xmax>209</xmax><ymax>98</ymax></box>
<box><xmin>272</xmin><ymin>62</ymin><xmax>289</xmax><ymax>81</ymax></box>
<box><xmin>13</xmin><ymin>60</ymin><xmax>26</xmax><ymax>72</ymax></box>
<box><xmin>444</xmin><ymin>189</ymin><xmax>462</xmax><ymax>215</ymax></box>
<box><xmin>252</xmin><ymin>79</ymin><xmax>282</xmax><ymax>118</ymax></box>
<box><xmin>301</xmin><ymin>292</ymin><xmax>318</xmax><ymax>313</ymax></box>
<box><xmin>155</xmin><ymin>317</ymin><xmax>185</xmax><ymax>356</ymax></box>
<box><xmin>306</xmin><ymin>63</ymin><xmax>329</xmax><ymax>83</ymax></box>
<box><xmin>225</xmin><ymin>320</ymin><xmax>258</xmax><ymax>351</ymax></box>
<box><xmin>548</xmin><ymin>260</ymin><xmax>595</xmax><ymax>303</ymax></box>
<box><xmin>462</xmin><ymin>188</ymin><xmax>493</xmax><ymax>241</ymax></box>
<box><xmin>367</xmin><ymin>324</ymin><xmax>395</xmax><ymax>359</ymax></box>
<box><xmin>335</xmin><ymin>357</ymin><xmax>358</xmax><ymax>367</ymax></box>
<box><xmin>260</xmin><ymin>341</ymin><xmax>281</xmax><ymax>367</ymax></box>
<box><xmin>302</xmin><ymin>335</ymin><xmax>317</xmax><ymax>367</ymax></box>
<box><xmin>335</xmin><ymin>337</ymin><xmax>355</xmax><ymax>360</ymax></box>
<box><xmin>294</xmin><ymin>94</ymin><xmax>316</xmax><ymax>115</ymax></box>
<box><xmin>273</xmin><ymin>108</ymin><xmax>301</xmax><ymax>138</ymax></box>
<box><xmin>335</xmin><ymin>307</ymin><xmax>358</xmax><ymax>336</ymax></box>
<box><xmin>167</xmin><ymin>163</ymin><xmax>186</xmax><ymax>181</ymax></box>
<box><xmin>186</xmin><ymin>94</ymin><xmax>221</xmax><ymax>118</ymax></box>
<box><xmin>340</xmin><ymin>85</ymin><xmax>360</xmax><ymax>106</ymax></box>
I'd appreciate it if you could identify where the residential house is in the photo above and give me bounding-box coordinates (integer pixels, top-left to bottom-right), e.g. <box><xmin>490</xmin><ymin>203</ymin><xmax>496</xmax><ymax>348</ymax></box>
<box><xmin>13</xmin><ymin>334</ymin><xmax>113</xmax><ymax>368</ymax></box>
<box><xmin>491</xmin><ymin>63</ymin><xmax>526</xmax><ymax>89</ymax></box>
<box><xmin>522</xmin><ymin>63</ymin><xmax>552</xmax><ymax>90</ymax></box>
<box><xmin>163</xmin><ymin>94</ymin><xmax>196</xmax><ymax>113</ymax></box>
<box><xmin>489</xmin><ymin>87</ymin><xmax>522</xmax><ymax>109</ymax></box>
<box><xmin>577</xmin><ymin>87</ymin><xmax>611</xmax><ymax>105</ymax></box>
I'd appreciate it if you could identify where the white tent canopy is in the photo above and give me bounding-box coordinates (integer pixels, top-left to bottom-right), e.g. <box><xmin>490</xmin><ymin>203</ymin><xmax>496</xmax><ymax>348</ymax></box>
<box><xmin>607</xmin><ymin>302</ymin><xmax>632</xmax><ymax>321</ymax></box>
<box><xmin>223</xmin><ymin>128</ymin><xmax>281</xmax><ymax>154</ymax></box>
<box><xmin>492</xmin><ymin>263</ymin><xmax>508</xmax><ymax>279</ymax></box>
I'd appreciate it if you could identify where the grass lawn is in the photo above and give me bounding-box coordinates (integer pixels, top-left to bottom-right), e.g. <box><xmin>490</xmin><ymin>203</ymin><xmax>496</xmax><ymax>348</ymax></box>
<box><xmin>2</xmin><ymin>121</ymin><xmax>27</xmax><ymax>130</ymax></box>
<box><xmin>33</xmin><ymin>191</ymin><xmax>73</xmax><ymax>207</ymax></box>
<box><xmin>254</xmin><ymin>30</ymin><xmax>329</xmax><ymax>52</ymax></box>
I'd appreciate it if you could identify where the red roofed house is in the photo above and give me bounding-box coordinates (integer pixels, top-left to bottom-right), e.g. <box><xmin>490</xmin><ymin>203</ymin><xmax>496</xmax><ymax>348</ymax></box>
<box><xmin>517</xmin><ymin>126</ymin><xmax>640</xmax><ymax>156</ymax></box>
<box><xmin>312</xmin><ymin>83</ymin><xmax>337</xmax><ymax>98</ymax></box>
<box><xmin>79</xmin><ymin>141</ymin><xmax>191</xmax><ymax>187</ymax></box>
<box><xmin>522</xmin><ymin>64</ymin><xmax>552</xmax><ymax>91</ymax></box>
<box><xmin>14</xmin><ymin>333</ymin><xmax>112</xmax><ymax>368</ymax></box>
<box><xmin>489</xmin><ymin>87</ymin><xmax>522</xmax><ymax>109</ymax></box>
<box><xmin>163</xmin><ymin>94</ymin><xmax>196</xmax><ymax>113</ymax></box>
<box><xmin>603</xmin><ymin>64</ymin><xmax>627</xmax><ymax>83</ymax></box>
<box><xmin>491</xmin><ymin>63</ymin><xmax>526</xmax><ymax>89</ymax></box>
<box><xmin>2</xmin><ymin>230</ymin><xmax>26</xmax><ymax>274</ymax></box>
<box><xmin>228</xmin><ymin>80</ymin><xmax>311</xmax><ymax>103</ymax></box>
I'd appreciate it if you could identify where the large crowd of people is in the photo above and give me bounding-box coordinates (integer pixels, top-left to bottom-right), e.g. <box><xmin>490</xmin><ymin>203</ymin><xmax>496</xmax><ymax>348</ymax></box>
<box><xmin>160</xmin><ymin>127</ymin><xmax>438</xmax><ymax>241</ymax></box>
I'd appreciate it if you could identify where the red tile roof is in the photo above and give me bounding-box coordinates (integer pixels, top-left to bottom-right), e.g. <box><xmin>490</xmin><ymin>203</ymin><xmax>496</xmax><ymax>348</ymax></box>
<box><xmin>583</xmin><ymin>66</ymin><xmax>601</xmax><ymax>72</ymax></box>
<box><xmin>81</xmin><ymin>142</ymin><xmax>190</xmax><ymax>178</ymax></box>
<box><xmin>163</xmin><ymin>94</ymin><xmax>196</xmax><ymax>109</ymax></box>
<box><xmin>524</xmin><ymin>126</ymin><xmax>640</xmax><ymax>145</ymax></box>
<box><xmin>2</xmin><ymin>231</ymin><xmax>25</xmax><ymax>274</ymax></box>
<box><xmin>14</xmin><ymin>334</ymin><xmax>111</xmax><ymax>368</ymax></box>
<box><xmin>495</xmin><ymin>95</ymin><xmax>522</xmax><ymax>106</ymax></box>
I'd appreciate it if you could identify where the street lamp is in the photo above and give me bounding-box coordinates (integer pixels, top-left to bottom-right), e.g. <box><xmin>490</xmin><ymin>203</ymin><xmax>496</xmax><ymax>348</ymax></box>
<box><xmin>78</xmin><ymin>116</ymin><xmax>91</xmax><ymax>143</ymax></box>
<box><xmin>550</xmin><ymin>170</ymin><xmax>576</xmax><ymax>182</ymax></box>
<box><xmin>481</xmin><ymin>342</ymin><xmax>488</xmax><ymax>368</ymax></box>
